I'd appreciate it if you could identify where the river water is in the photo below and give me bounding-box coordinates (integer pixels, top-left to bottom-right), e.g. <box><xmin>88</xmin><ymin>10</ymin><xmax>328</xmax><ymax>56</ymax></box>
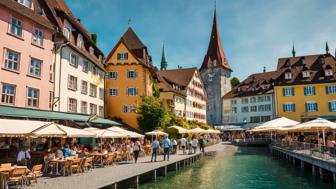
<box><xmin>140</xmin><ymin>146</ymin><xmax>335</xmax><ymax>189</ymax></box>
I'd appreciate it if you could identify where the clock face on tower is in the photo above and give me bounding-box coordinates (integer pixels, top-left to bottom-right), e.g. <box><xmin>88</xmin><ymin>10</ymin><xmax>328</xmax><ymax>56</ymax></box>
<box><xmin>207</xmin><ymin>72</ymin><xmax>215</xmax><ymax>82</ymax></box>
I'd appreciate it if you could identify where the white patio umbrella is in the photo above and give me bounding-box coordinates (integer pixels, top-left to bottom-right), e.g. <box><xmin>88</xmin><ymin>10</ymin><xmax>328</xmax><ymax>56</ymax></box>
<box><xmin>205</xmin><ymin>129</ymin><xmax>221</xmax><ymax>134</ymax></box>
<box><xmin>145</xmin><ymin>130</ymin><xmax>168</xmax><ymax>136</ymax></box>
<box><xmin>189</xmin><ymin>127</ymin><xmax>207</xmax><ymax>134</ymax></box>
<box><xmin>32</xmin><ymin>123</ymin><xmax>66</xmax><ymax>137</ymax></box>
<box><xmin>84</xmin><ymin>128</ymin><xmax>127</xmax><ymax>138</ymax></box>
<box><xmin>107</xmin><ymin>126</ymin><xmax>144</xmax><ymax>138</ymax></box>
<box><xmin>168</xmin><ymin>125</ymin><xmax>189</xmax><ymax>134</ymax></box>
<box><xmin>251</xmin><ymin>117</ymin><xmax>299</xmax><ymax>132</ymax></box>
<box><xmin>57</xmin><ymin>125</ymin><xmax>97</xmax><ymax>138</ymax></box>
<box><xmin>0</xmin><ymin>119</ymin><xmax>53</xmax><ymax>137</ymax></box>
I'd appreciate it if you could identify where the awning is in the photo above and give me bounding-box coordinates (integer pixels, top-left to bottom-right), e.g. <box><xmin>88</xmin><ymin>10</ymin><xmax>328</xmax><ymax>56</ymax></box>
<box><xmin>0</xmin><ymin>105</ymin><xmax>121</xmax><ymax>126</ymax></box>
<box><xmin>168</xmin><ymin>125</ymin><xmax>189</xmax><ymax>134</ymax></box>
<box><xmin>189</xmin><ymin>127</ymin><xmax>207</xmax><ymax>134</ymax></box>
<box><xmin>145</xmin><ymin>130</ymin><xmax>168</xmax><ymax>136</ymax></box>
<box><xmin>84</xmin><ymin>128</ymin><xmax>127</xmax><ymax>138</ymax></box>
<box><xmin>107</xmin><ymin>127</ymin><xmax>144</xmax><ymax>138</ymax></box>
<box><xmin>0</xmin><ymin>119</ymin><xmax>55</xmax><ymax>137</ymax></box>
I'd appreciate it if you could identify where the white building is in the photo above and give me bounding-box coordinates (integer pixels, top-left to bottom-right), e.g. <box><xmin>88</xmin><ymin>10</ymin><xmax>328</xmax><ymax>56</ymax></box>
<box><xmin>46</xmin><ymin>1</ymin><xmax>105</xmax><ymax>117</ymax></box>
<box><xmin>222</xmin><ymin>71</ymin><xmax>278</xmax><ymax>127</ymax></box>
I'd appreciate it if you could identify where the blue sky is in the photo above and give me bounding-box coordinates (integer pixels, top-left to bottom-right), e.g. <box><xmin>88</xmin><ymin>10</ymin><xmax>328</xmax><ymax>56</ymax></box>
<box><xmin>65</xmin><ymin>0</ymin><xmax>336</xmax><ymax>80</ymax></box>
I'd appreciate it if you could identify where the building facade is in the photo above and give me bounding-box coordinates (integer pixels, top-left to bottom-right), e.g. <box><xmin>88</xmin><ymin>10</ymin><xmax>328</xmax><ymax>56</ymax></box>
<box><xmin>105</xmin><ymin>28</ymin><xmax>155</xmax><ymax>128</ymax></box>
<box><xmin>44</xmin><ymin>0</ymin><xmax>105</xmax><ymax>116</ymax></box>
<box><xmin>222</xmin><ymin>71</ymin><xmax>277</xmax><ymax>127</ymax></box>
<box><xmin>200</xmin><ymin>10</ymin><xmax>232</xmax><ymax>125</ymax></box>
<box><xmin>158</xmin><ymin>68</ymin><xmax>207</xmax><ymax>123</ymax></box>
<box><xmin>274</xmin><ymin>53</ymin><xmax>336</xmax><ymax>122</ymax></box>
<box><xmin>0</xmin><ymin>0</ymin><xmax>54</xmax><ymax>110</ymax></box>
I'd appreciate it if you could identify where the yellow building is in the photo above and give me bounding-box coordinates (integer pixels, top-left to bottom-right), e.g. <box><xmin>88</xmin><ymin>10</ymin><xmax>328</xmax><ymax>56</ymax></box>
<box><xmin>105</xmin><ymin>28</ymin><xmax>155</xmax><ymax>129</ymax></box>
<box><xmin>274</xmin><ymin>53</ymin><xmax>336</xmax><ymax>122</ymax></box>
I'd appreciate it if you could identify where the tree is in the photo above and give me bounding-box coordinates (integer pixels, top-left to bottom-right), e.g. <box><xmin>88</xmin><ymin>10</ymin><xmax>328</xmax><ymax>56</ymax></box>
<box><xmin>231</xmin><ymin>77</ymin><xmax>240</xmax><ymax>87</ymax></box>
<box><xmin>137</xmin><ymin>96</ymin><xmax>170</xmax><ymax>132</ymax></box>
<box><xmin>152</xmin><ymin>81</ymin><xmax>160</xmax><ymax>98</ymax></box>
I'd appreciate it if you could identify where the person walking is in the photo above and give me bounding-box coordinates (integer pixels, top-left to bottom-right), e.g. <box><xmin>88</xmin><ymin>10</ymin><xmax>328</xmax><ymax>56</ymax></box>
<box><xmin>133</xmin><ymin>140</ymin><xmax>141</xmax><ymax>163</ymax></box>
<box><xmin>192</xmin><ymin>137</ymin><xmax>198</xmax><ymax>154</ymax></box>
<box><xmin>199</xmin><ymin>136</ymin><xmax>205</xmax><ymax>153</ymax></box>
<box><xmin>162</xmin><ymin>136</ymin><xmax>171</xmax><ymax>161</ymax></box>
<box><xmin>151</xmin><ymin>138</ymin><xmax>160</xmax><ymax>162</ymax></box>
<box><xmin>172</xmin><ymin>139</ymin><xmax>177</xmax><ymax>154</ymax></box>
<box><xmin>181</xmin><ymin>137</ymin><xmax>187</xmax><ymax>155</ymax></box>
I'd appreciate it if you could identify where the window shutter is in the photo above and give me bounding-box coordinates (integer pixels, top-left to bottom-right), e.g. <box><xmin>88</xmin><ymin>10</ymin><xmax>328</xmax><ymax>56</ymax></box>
<box><xmin>304</xmin><ymin>87</ymin><xmax>307</xmax><ymax>96</ymax></box>
<box><xmin>134</xmin><ymin>70</ymin><xmax>138</xmax><ymax>78</ymax></box>
<box><xmin>283</xmin><ymin>88</ymin><xmax>285</xmax><ymax>96</ymax></box>
<box><xmin>293</xmin><ymin>104</ymin><xmax>296</xmax><ymax>112</ymax></box>
<box><xmin>283</xmin><ymin>104</ymin><xmax>286</xmax><ymax>112</ymax></box>
<box><xmin>315</xmin><ymin>103</ymin><xmax>318</xmax><ymax>111</ymax></box>
<box><xmin>329</xmin><ymin>102</ymin><xmax>331</xmax><ymax>112</ymax></box>
<box><xmin>305</xmin><ymin>103</ymin><xmax>308</xmax><ymax>112</ymax></box>
<box><xmin>136</xmin><ymin>88</ymin><xmax>139</xmax><ymax>95</ymax></box>
<box><xmin>313</xmin><ymin>87</ymin><xmax>316</xmax><ymax>95</ymax></box>
<box><xmin>116</xmin><ymin>72</ymin><xmax>118</xmax><ymax>79</ymax></box>
<box><xmin>116</xmin><ymin>89</ymin><xmax>118</xmax><ymax>96</ymax></box>
<box><xmin>126</xmin><ymin>88</ymin><xmax>129</xmax><ymax>96</ymax></box>
<box><xmin>326</xmin><ymin>86</ymin><xmax>329</xmax><ymax>94</ymax></box>
<box><xmin>292</xmin><ymin>88</ymin><xmax>294</xmax><ymax>96</ymax></box>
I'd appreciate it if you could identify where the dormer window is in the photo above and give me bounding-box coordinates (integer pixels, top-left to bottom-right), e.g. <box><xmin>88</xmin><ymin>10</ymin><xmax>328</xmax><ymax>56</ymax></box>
<box><xmin>117</xmin><ymin>53</ymin><xmax>128</xmax><ymax>60</ymax></box>
<box><xmin>77</xmin><ymin>34</ymin><xmax>84</xmax><ymax>49</ymax></box>
<box><xmin>285</xmin><ymin>72</ymin><xmax>292</xmax><ymax>80</ymax></box>
<box><xmin>63</xmin><ymin>27</ymin><xmax>71</xmax><ymax>40</ymax></box>
<box><xmin>302</xmin><ymin>71</ymin><xmax>310</xmax><ymax>78</ymax></box>
<box><xmin>19</xmin><ymin>0</ymin><xmax>32</xmax><ymax>9</ymax></box>
<box><xmin>325</xmin><ymin>69</ymin><xmax>333</xmax><ymax>76</ymax></box>
<box><xmin>89</xmin><ymin>46</ymin><xmax>94</xmax><ymax>55</ymax></box>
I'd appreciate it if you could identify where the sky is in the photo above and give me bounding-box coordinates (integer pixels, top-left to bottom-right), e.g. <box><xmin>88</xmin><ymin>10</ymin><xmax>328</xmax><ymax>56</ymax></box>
<box><xmin>65</xmin><ymin>0</ymin><xmax>336</xmax><ymax>80</ymax></box>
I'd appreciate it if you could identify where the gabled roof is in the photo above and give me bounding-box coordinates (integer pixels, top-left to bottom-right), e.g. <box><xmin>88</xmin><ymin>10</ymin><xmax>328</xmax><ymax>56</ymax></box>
<box><xmin>0</xmin><ymin>0</ymin><xmax>54</xmax><ymax>30</ymax></box>
<box><xmin>122</xmin><ymin>28</ymin><xmax>145</xmax><ymax>50</ymax></box>
<box><xmin>200</xmin><ymin>10</ymin><xmax>231</xmax><ymax>72</ymax></box>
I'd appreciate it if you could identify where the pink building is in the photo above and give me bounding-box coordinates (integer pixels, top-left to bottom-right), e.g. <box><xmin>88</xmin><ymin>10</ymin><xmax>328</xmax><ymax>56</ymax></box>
<box><xmin>0</xmin><ymin>0</ymin><xmax>54</xmax><ymax>110</ymax></box>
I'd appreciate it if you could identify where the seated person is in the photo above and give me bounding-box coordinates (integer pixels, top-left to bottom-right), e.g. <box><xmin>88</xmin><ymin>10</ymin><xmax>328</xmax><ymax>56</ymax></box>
<box><xmin>55</xmin><ymin>147</ymin><xmax>64</xmax><ymax>159</ymax></box>
<box><xmin>63</xmin><ymin>144</ymin><xmax>71</xmax><ymax>158</ymax></box>
<box><xmin>17</xmin><ymin>147</ymin><xmax>31</xmax><ymax>164</ymax></box>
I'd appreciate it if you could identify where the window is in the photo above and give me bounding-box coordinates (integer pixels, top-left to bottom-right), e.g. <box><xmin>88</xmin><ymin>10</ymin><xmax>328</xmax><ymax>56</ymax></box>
<box><xmin>81</xmin><ymin>80</ymin><xmax>88</xmax><ymax>94</ymax></box>
<box><xmin>241</xmin><ymin>106</ymin><xmax>249</xmax><ymax>112</ymax></box>
<box><xmin>68</xmin><ymin>75</ymin><xmax>77</xmax><ymax>91</ymax></box>
<box><xmin>28</xmin><ymin>58</ymin><xmax>42</xmax><ymax>77</ymax></box>
<box><xmin>49</xmin><ymin>91</ymin><xmax>54</xmax><ymax>109</ymax></box>
<box><xmin>329</xmin><ymin>101</ymin><xmax>336</xmax><ymax>112</ymax></box>
<box><xmin>108</xmin><ymin>71</ymin><xmax>117</xmax><ymax>79</ymax></box>
<box><xmin>250</xmin><ymin>116</ymin><xmax>260</xmax><ymax>123</ymax></box>
<box><xmin>326</xmin><ymin>85</ymin><xmax>336</xmax><ymax>94</ymax></box>
<box><xmin>117</xmin><ymin>53</ymin><xmax>128</xmax><ymax>60</ymax></box>
<box><xmin>77</xmin><ymin>34</ymin><xmax>83</xmax><ymax>48</ymax></box>
<box><xmin>261</xmin><ymin>116</ymin><xmax>271</xmax><ymax>122</ymax></box>
<box><xmin>127</xmin><ymin>70</ymin><xmax>137</xmax><ymax>79</ymax></box>
<box><xmin>70</xmin><ymin>53</ymin><xmax>78</xmax><ymax>67</ymax></box>
<box><xmin>283</xmin><ymin>88</ymin><xmax>294</xmax><ymax>96</ymax></box>
<box><xmin>302</xmin><ymin>71</ymin><xmax>310</xmax><ymax>78</ymax></box>
<box><xmin>19</xmin><ymin>0</ymin><xmax>32</xmax><ymax>8</ymax></box>
<box><xmin>127</xmin><ymin>87</ymin><xmax>138</xmax><ymax>96</ymax></box>
<box><xmin>250</xmin><ymin>106</ymin><xmax>257</xmax><ymax>112</ymax></box>
<box><xmin>283</xmin><ymin>103</ymin><xmax>295</xmax><ymax>112</ymax></box>
<box><xmin>304</xmin><ymin>86</ymin><xmax>315</xmax><ymax>96</ymax></box>
<box><xmin>258</xmin><ymin>105</ymin><xmax>265</xmax><ymax>112</ymax></box>
<box><xmin>3</xmin><ymin>49</ymin><xmax>20</xmax><ymax>71</ymax></box>
<box><xmin>63</xmin><ymin>27</ymin><xmax>70</xmax><ymax>40</ymax></box>
<box><xmin>82</xmin><ymin>61</ymin><xmax>89</xmax><ymax>73</ymax></box>
<box><xmin>99</xmin><ymin>106</ymin><xmax>104</xmax><ymax>117</ymax></box>
<box><xmin>1</xmin><ymin>84</ymin><xmax>15</xmax><ymax>105</ymax></box>
<box><xmin>10</xmin><ymin>17</ymin><xmax>22</xmax><ymax>37</ymax></box>
<box><xmin>109</xmin><ymin>88</ymin><xmax>118</xmax><ymax>96</ymax></box>
<box><xmin>265</xmin><ymin>104</ymin><xmax>271</xmax><ymax>111</ymax></box>
<box><xmin>27</xmin><ymin>88</ymin><xmax>39</xmax><ymax>107</ymax></box>
<box><xmin>123</xmin><ymin>105</ymin><xmax>134</xmax><ymax>113</ymax></box>
<box><xmin>284</xmin><ymin>72</ymin><xmax>292</xmax><ymax>80</ymax></box>
<box><xmin>89</xmin><ymin>46</ymin><xmax>94</xmax><ymax>55</ymax></box>
<box><xmin>258</xmin><ymin>96</ymin><xmax>265</xmax><ymax>102</ymax></box>
<box><xmin>306</xmin><ymin>102</ymin><xmax>318</xmax><ymax>112</ymax></box>
<box><xmin>231</xmin><ymin>100</ymin><xmax>237</xmax><ymax>105</ymax></box>
<box><xmin>99</xmin><ymin>88</ymin><xmax>104</xmax><ymax>100</ymax></box>
<box><xmin>89</xmin><ymin>84</ymin><xmax>97</xmax><ymax>97</ymax></box>
<box><xmin>92</xmin><ymin>65</ymin><xmax>97</xmax><ymax>75</ymax></box>
<box><xmin>266</xmin><ymin>96</ymin><xmax>271</xmax><ymax>101</ymax></box>
<box><xmin>231</xmin><ymin>107</ymin><xmax>237</xmax><ymax>113</ymax></box>
<box><xmin>250</xmin><ymin>97</ymin><xmax>256</xmax><ymax>103</ymax></box>
<box><xmin>81</xmin><ymin>101</ymin><xmax>87</xmax><ymax>114</ymax></box>
<box><xmin>32</xmin><ymin>29</ymin><xmax>43</xmax><ymax>46</ymax></box>
<box><xmin>241</xmin><ymin>98</ymin><xmax>249</xmax><ymax>104</ymax></box>
<box><xmin>68</xmin><ymin>98</ymin><xmax>77</xmax><ymax>112</ymax></box>
<box><xmin>90</xmin><ymin>103</ymin><xmax>97</xmax><ymax>115</ymax></box>
<box><xmin>325</xmin><ymin>69</ymin><xmax>333</xmax><ymax>76</ymax></box>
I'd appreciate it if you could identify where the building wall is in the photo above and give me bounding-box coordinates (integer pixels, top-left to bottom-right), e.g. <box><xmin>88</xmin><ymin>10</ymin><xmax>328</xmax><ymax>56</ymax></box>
<box><xmin>201</xmin><ymin>67</ymin><xmax>231</xmax><ymax>125</ymax></box>
<box><xmin>223</xmin><ymin>94</ymin><xmax>275</xmax><ymax>127</ymax></box>
<box><xmin>105</xmin><ymin>42</ymin><xmax>153</xmax><ymax>128</ymax></box>
<box><xmin>54</xmin><ymin>46</ymin><xmax>105</xmax><ymax>116</ymax></box>
<box><xmin>275</xmin><ymin>83</ymin><xmax>336</xmax><ymax>122</ymax></box>
<box><xmin>0</xmin><ymin>6</ymin><xmax>54</xmax><ymax>110</ymax></box>
<box><xmin>160</xmin><ymin>91</ymin><xmax>186</xmax><ymax>118</ymax></box>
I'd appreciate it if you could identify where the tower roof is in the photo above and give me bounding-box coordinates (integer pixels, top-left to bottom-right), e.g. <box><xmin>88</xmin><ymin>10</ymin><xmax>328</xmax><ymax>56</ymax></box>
<box><xmin>160</xmin><ymin>42</ymin><xmax>168</xmax><ymax>70</ymax></box>
<box><xmin>200</xmin><ymin>9</ymin><xmax>231</xmax><ymax>71</ymax></box>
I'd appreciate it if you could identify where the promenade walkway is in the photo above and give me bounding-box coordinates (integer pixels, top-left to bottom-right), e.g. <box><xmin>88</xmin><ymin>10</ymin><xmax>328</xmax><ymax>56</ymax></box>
<box><xmin>26</xmin><ymin>143</ymin><xmax>226</xmax><ymax>189</ymax></box>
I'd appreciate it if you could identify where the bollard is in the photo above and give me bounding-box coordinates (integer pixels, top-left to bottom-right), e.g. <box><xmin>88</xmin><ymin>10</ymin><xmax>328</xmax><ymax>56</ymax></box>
<box><xmin>164</xmin><ymin>166</ymin><xmax>167</xmax><ymax>176</ymax></box>
<box><xmin>114</xmin><ymin>183</ymin><xmax>117</xmax><ymax>189</ymax></box>
<box><xmin>136</xmin><ymin>176</ymin><xmax>139</xmax><ymax>189</ymax></box>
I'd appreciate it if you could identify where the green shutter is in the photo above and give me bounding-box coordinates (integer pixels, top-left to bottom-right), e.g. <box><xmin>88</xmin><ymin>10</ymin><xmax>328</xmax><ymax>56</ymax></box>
<box><xmin>329</xmin><ymin>102</ymin><xmax>332</xmax><ymax>112</ymax></box>
<box><xmin>292</xmin><ymin>88</ymin><xmax>295</xmax><ymax>96</ymax></box>
<box><xmin>283</xmin><ymin>104</ymin><xmax>286</xmax><ymax>112</ymax></box>
<box><xmin>313</xmin><ymin>87</ymin><xmax>316</xmax><ymax>95</ymax></box>
<box><xmin>326</xmin><ymin>86</ymin><xmax>329</xmax><ymax>94</ymax></box>
<box><xmin>293</xmin><ymin>104</ymin><xmax>296</xmax><ymax>112</ymax></box>
<box><xmin>283</xmin><ymin>88</ymin><xmax>285</xmax><ymax>96</ymax></box>
<box><xmin>304</xmin><ymin>87</ymin><xmax>307</xmax><ymax>95</ymax></box>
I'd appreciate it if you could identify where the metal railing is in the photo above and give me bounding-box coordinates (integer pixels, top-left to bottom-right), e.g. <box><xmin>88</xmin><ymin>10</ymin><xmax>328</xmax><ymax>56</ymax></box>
<box><xmin>272</xmin><ymin>140</ymin><xmax>336</xmax><ymax>162</ymax></box>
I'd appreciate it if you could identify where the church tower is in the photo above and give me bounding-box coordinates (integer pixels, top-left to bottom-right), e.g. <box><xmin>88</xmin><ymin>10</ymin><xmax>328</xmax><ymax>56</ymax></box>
<box><xmin>200</xmin><ymin>7</ymin><xmax>232</xmax><ymax>125</ymax></box>
<box><xmin>160</xmin><ymin>42</ymin><xmax>168</xmax><ymax>70</ymax></box>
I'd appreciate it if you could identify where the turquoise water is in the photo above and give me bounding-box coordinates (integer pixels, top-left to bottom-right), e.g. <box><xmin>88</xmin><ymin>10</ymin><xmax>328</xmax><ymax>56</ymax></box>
<box><xmin>140</xmin><ymin>146</ymin><xmax>335</xmax><ymax>189</ymax></box>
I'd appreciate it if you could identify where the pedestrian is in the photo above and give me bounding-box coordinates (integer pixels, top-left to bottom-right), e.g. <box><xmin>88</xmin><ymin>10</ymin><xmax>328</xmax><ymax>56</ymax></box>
<box><xmin>181</xmin><ymin>136</ymin><xmax>187</xmax><ymax>155</ymax></box>
<box><xmin>133</xmin><ymin>140</ymin><xmax>141</xmax><ymax>163</ymax></box>
<box><xmin>162</xmin><ymin>135</ymin><xmax>171</xmax><ymax>161</ymax></box>
<box><xmin>192</xmin><ymin>137</ymin><xmax>198</xmax><ymax>154</ymax></box>
<box><xmin>199</xmin><ymin>136</ymin><xmax>205</xmax><ymax>153</ymax></box>
<box><xmin>172</xmin><ymin>139</ymin><xmax>177</xmax><ymax>154</ymax></box>
<box><xmin>188</xmin><ymin>138</ymin><xmax>192</xmax><ymax>154</ymax></box>
<box><xmin>151</xmin><ymin>138</ymin><xmax>159</xmax><ymax>162</ymax></box>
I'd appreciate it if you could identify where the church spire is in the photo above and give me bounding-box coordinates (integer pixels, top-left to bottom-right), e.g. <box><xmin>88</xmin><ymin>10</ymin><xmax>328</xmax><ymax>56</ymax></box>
<box><xmin>160</xmin><ymin>42</ymin><xmax>168</xmax><ymax>70</ymax></box>
<box><xmin>292</xmin><ymin>43</ymin><xmax>296</xmax><ymax>57</ymax></box>
<box><xmin>200</xmin><ymin>3</ymin><xmax>231</xmax><ymax>72</ymax></box>
<box><xmin>326</xmin><ymin>41</ymin><xmax>329</xmax><ymax>54</ymax></box>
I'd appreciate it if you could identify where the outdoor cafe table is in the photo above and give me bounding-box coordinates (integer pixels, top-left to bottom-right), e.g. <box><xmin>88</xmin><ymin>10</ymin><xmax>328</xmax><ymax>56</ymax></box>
<box><xmin>0</xmin><ymin>166</ymin><xmax>29</xmax><ymax>189</ymax></box>
<box><xmin>92</xmin><ymin>153</ymin><xmax>106</xmax><ymax>168</ymax></box>
<box><xmin>50</xmin><ymin>159</ymin><xmax>67</xmax><ymax>176</ymax></box>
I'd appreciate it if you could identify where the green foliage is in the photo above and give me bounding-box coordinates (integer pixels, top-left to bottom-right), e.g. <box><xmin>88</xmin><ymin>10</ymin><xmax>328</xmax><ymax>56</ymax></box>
<box><xmin>231</xmin><ymin>77</ymin><xmax>240</xmax><ymax>87</ymax></box>
<box><xmin>152</xmin><ymin>81</ymin><xmax>160</xmax><ymax>98</ymax></box>
<box><xmin>137</xmin><ymin>96</ymin><xmax>170</xmax><ymax>132</ymax></box>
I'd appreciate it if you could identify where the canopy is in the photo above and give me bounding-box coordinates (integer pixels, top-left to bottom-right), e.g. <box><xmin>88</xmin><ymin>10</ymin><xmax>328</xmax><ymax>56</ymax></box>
<box><xmin>251</xmin><ymin>117</ymin><xmax>299</xmax><ymax>132</ymax></box>
<box><xmin>168</xmin><ymin>125</ymin><xmax>189</xmax><ymax>134</ymax></box>
<box><xmin>57</xmin><ymin>125</ymin><xmax>96</xmax><ymax>138</ymax></box>
<box><xmin>32</xmin><ymin>123</ymin><xmax>66</xmax><ymax>137</ymax></box>
<box><xmin>145</xmin><ymin>130</ymin><xmax>168</xmax><ymax>136</ymax></box>
<box><xmin>84</xmin><ymin>128</ymin><xmax>127</xmax><ymax>138</ymax></box>
<box><xmin>189</xmin><ymin>127</ymin><xmax>207</xmax><ymax>134</ymax></box>
<box><xmin>281</xmin><ymin>118</ymin><xmax>336</xmax><ymax>131</ymax></box>
<box><xmin>205</xmin><ymin>129</ymin><xmax>221</xmax><ymax>134</ymax></box>
<box><xmin>107</xmin><ymin>127</ymin><xmax>144</xmax><ymax>138</ymax></box>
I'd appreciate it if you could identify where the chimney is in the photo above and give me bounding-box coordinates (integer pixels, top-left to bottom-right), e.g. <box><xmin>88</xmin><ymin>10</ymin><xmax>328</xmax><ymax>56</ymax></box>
<box><xmin>263</xmin><ymin>66</ymin><xmax>266</xmax><ymax>73</ymax></box>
